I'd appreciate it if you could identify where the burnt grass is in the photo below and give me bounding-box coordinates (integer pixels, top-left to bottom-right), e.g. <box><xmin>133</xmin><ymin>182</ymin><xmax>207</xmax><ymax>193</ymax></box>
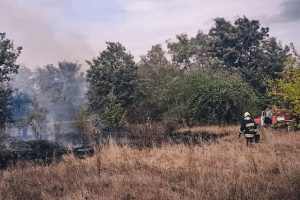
<box><xmin>1</xmin><ymin>130</ymin><xmax>228</xmax><ymax>170</ymax></box>
<box><xmin>124</xmin><ymin>131</ymin><xmax>229</xmax><ymax>148</ymax></box>
<box><xmin>0</xmin><ymin>130</ymin><xmax>299</xmax><ymax>200</ymax></box>
<box><xmin>0</xmin><ymin>140</ymin><xmax>94</xmax><ymax>170</ymax></box>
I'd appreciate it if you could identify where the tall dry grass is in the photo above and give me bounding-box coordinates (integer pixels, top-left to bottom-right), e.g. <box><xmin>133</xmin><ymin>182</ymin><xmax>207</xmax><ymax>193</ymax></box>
<box><xmin>0</xmin><ymin>129</ymin><xmax>299</xmax><ymax>200</ymax></box>
<box><xmin>179</xmin><ymin>125</ymin><xmax>239</xmax><ymax>135</ymax></box>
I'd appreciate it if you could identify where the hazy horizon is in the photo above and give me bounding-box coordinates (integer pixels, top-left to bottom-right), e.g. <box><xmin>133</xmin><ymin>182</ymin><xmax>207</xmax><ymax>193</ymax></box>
<box><xmin>1</xmin><ymin>0</ymin><xmax>299</xmax><ymax>69</ymax></box>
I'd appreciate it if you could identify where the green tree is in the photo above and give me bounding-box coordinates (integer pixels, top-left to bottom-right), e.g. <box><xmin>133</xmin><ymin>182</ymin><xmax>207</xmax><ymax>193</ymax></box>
<box><xmin>101</xmin><ymin>91</ymin><xmax>126</xmax><ymax>128</ymax></box>
<box><xmin>130</xmin><ymin>44</ymin><xmax>180</xmax><ymax>122</ymax></box>
<box><xmin>190</xmin><ymin>32</ymin><xmax>224</xmax><ymax>68</ymax></box>
<box><xmin>74</xmin><ymin>109</ymin><xmax>97</xmax><ymax>146</ymax></box>
<box><xmin>167</xmin><ymin>32</ymin><xmax>223</xmax><ymax>71</ymax></box>
<box><xmin>0</xmin><ymin>88</ymin><xmax>11</xmax><ymax>128</ymax></box>
<box><xmin>0</xmin><ymin>33</ymin><xmax>22</xmax><ymax>82</ymax></box>
<box><xmin>0</xmin><ymin>33</ymin><xmax>22</xmax><ymax>131</ymax></box>
<box><xmin>269</xmin><ymin>58</ymin><xmax>300</xmax><ymax>117</ymax></box>
<box><xmin>86</xmin><ymin>42</ymin><xmax>137</xmax><ymax>127</ymax></box>
<box><xmin>166</xmin><ymin>68</ymin><xmax>259</xmax><ymax>126</ymax></box>
<box><xmin>167</xmin><ymin>34</ymin><xmax>193</xmax><ymax>71</ymax></box>
<box><xmin>262</xmin><ymin>37</ymin><xmax>290</xmax><ymax>79</ymax></box>
<box><xmin>209</xmin><ymin>17</ymin><xmax>289</xmax><ymax>94</ymax></box>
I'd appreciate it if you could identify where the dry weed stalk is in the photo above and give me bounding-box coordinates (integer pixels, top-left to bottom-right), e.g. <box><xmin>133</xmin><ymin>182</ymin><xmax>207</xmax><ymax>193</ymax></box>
<box><xmin>0</xmin><ymin>129</ymin><xmax>299</xmax><ymax>199</ymax></box>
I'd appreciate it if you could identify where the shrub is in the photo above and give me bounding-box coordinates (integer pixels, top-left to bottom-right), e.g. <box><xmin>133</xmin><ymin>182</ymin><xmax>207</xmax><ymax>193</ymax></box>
<box><xmin>166</xmin><ymin>68</ymin><xmax>260</xmax><ymax>126</ymax></box>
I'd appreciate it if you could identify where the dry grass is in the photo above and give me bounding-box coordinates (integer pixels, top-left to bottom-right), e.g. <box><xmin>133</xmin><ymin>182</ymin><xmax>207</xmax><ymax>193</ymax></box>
<box><xmin>179</xmin><ymin>125</ymin><xmax>239</xmax><ymax>134</ymax></box>
<box><xmin>0</xmin><ymin>129</ymin><xmax>300</xmax><ymax>200</ymax></box>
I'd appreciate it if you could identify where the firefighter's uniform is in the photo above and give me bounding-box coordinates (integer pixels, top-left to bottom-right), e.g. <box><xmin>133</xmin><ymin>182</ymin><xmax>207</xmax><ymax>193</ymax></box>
<box><xmin>239</xmin><ymin>112</ymin><xmax>258</xmax><ymax>145</ymax></box>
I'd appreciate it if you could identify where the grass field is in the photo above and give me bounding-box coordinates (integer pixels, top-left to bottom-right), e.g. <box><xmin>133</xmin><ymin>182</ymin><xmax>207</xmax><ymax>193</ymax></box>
<box><xmin>0</xmin><ymin>127</ymin><xmax>299</xmax><ymax>200</ymax></box>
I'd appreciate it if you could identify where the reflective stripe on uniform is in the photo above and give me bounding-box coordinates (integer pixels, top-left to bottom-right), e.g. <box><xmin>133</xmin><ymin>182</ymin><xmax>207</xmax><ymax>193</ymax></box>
<box><xmin>244</xmin><ymin>134</ymin><xmax>255</xmax><ymax>138</ymax></box>
<box><xmin>246</xmin><ymin>123</ymin><xmax>255</xmax><ymax>127</ymax></box>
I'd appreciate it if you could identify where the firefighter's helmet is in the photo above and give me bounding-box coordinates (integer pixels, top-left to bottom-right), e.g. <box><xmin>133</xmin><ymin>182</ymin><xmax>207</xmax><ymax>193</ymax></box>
<box><xmin>244</xmin><ymin>112</ymin><xmax>250</xmax><ymax>118</ymax></box>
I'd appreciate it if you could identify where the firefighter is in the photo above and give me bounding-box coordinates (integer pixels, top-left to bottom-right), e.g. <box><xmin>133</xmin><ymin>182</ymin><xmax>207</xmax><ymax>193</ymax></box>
<box><xmin>239</xmin><ymin>112</ymin><xmax>258</xmax><ymax>146</ymax></box>
<box><xmin>264</xmin><ymin>107</ymin><xmax>273</xmax><ymax>126</ymax></box>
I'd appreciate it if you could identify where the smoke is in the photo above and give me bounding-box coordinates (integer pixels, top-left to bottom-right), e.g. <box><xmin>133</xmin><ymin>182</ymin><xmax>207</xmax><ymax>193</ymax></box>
<box><xmin>9</xmin><ymin>62</ymin><xmax>87</xmax><ymax>144</ymax></box>
<box><xmin>0</xmin><ymin>0</ymin><xmax>95</xmax><ymax>69</ymax></box>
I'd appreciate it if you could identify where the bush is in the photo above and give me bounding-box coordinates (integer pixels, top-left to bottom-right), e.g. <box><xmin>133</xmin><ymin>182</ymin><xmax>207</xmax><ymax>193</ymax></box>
<box><xmin>166</xmin><ymin>68</ymin><xmax>260</xmax><ymax>126</ymax></box>
<box><xmin>100</xmin><ymin>92</ymin><xmax>126</xmax><ymax>129</ymax></box>
<box><xmin>269</xmin><ymin>59</ymin><xmax>300</xmax><ymax>118</ymax></box>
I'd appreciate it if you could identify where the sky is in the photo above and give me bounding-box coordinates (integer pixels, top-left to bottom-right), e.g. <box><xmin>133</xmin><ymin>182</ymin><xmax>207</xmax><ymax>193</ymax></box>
<box><xmin>1</xmin><ymin>0</ymin><xmax>300</xmax><ymax>69</ymax></box>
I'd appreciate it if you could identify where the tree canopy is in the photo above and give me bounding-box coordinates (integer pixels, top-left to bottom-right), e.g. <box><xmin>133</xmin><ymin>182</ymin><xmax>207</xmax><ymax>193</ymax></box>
<box><xmin>0</xmin><ymin>33</ymin><xmax>22</xmax><ymax>130</ymax></box>
<box><xmin>1</xmin><ymin>16</ymin><xmax>298</xmax><ymax>131</ymax></box>
<box><xmin>86</xmin><ymin>42</ymin><xmax>137</xmax><ymax>127</ymax></box>
<box><xmin>0</xmin><ymin>33</ymin><xmax>22</xmax><ymax>82</ymax></box>
<box><xmin>269</xmin><ymin>58</ymin><xmax>300</xmax><ymax>117</ymax></box>
<box><xmin>166</xmin><ymin>68</ymin><xmax>259</xmax><ymax>126</ymax></box>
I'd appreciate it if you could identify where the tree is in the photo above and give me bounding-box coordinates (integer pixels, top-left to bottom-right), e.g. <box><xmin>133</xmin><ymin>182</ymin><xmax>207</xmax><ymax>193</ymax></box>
<box><xmin>209</xmin><ymin>17</ymin><xmax>289</xmax><ymax>94</ymax></box>
<box><xmin>100</xmin><ymin>91</ymin><xmax>126</xmax><ymax>128</ymax></box>
<box><xmin>167</xmin><ymin>32</ymin><xmax>223</xmax><ymax>71</ymax></box>
<box><xmin>74</xmin><ymin>109</ymin><xmax>97</xmax><ymax>146</ymax></box>
<box><xmin>209</xmin><ymin>17</ymin><xmax>269</xmax><ymax>69</ymax></box>
<box><xmin>27</xmin><ymin>102</ymin><xmax>48</xmax><ymax>140</ymax></box>
<box><xmin>190</xmin><ymin>32</ymin><xmax>224</xmax><ymax>68</ymax></box>
<box><xmin>130</xmin><ymin>44</ymin><xmax>180</xmax><ymax>122</ymax></box>
<box><xmin>0</xmin><ymin>33</ymin><xmax>22</xmax><ymax>82</ymax></box>
<box><xmin>35</xmin><ymin>62</ymin><xmax>85</xmax><ymax>122</ymax></box>
<box><xmin>262</xmin><ymin>37</ymin><xmax>290</xmax><ymax>79</ymax></box>
<box><xmin>0</xmin><ymin>88</ymin><xmax>11</xmax><ymax>128</ymax></box>
<box><xmin>8</xmin><ymin>92</ymin><xmax>32</xmax><ymax>130</ymax></box>
<box><xmin>269</xmin><ymin>58</ymin><xmax>300</xmax><ymax>118</ymax></box>
<box><xmin>166</xmin><ymin>68</ymin><xmax>259</xmax><ymax>126</ymax></box>
<box><xmin>86</xmin><ymin>42</ymin><xmax>137</xmax><ymax>127</ymax></box>
<box><xmin>0</xmin><ymin>33</ymin><xmax>22</xmax><ymax>132</ymax></box>
<box><xmin>167</xmin><ymin>34</ymin><xmax>193</xmax><ymax>71</ymax></box>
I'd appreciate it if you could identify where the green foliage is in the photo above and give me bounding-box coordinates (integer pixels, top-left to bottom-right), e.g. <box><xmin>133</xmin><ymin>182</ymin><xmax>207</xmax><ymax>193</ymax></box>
<box><xmin>101</xmin><ymin>92</ymin><xmax>126</xmax><ymax>128</ymax></box>
<box><xmin>209</xmin><ymin>17</ymin><xmax>289</xmax><ymax>94</ymax></box>
<box><xmin>269</xmin><ymin>59</ymin><xmax>300</xmax><ymax>117</ymax></box>
<box><xmin>167</xmin><ymin>34</ymin><xmax>193</xmax><ymax>70</ymax></box>
<box><xmin>0</xmin><ymin>87</ymin><xmax>11</xmax><ymax>129</ymax></box>
<box><xmin>2</xmin><ymin>17</ymin><xmax>294</xmax><ymax>131</ymax></box>
<box><xmin>209</xmin><ymin>17</ymin><xmax>269</xmax><ymax>69</ymax></box>
<box><xmin>0</xmin><ymin>33</ymin><xmax>22</xmax><ymax>82</ymax></box>
<box><xmin>129</xmin><ymin>44</ymin><xmax>180</xmax><ymax>122</ymax></box>
<box><xmin>166</xmin><ymin>69</ymin><xmax>259</xmax><ymax>126</ymax></box>
<box><xmin>165</xmin><ymin>17</ymin><xmax>289</xmax><ymax>99</ymax></box>
<box><xmin>74</xmin><ymin>109</ymin><xmax>95</xmax><ymax>146</ymax></box>
<box><xmin>167</xmin><ymin>32</ymin><xmax>223</xmax><ymax>71</ymax></box>
<box><xmin>0</xmin><ymin>33</ymin><xmax>22</xmax><ymax>131</ymax></box>
<box><xmin>86</xmin><ymin>42</ymin><xmax>137</xmax><ymax>127</ymax></box>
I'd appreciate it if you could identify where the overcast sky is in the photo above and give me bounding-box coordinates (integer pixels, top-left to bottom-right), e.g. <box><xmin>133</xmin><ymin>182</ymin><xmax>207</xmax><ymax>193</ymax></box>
<box><xmin>1</xmin><ymin>0</ymin><xmax>299</xmax><ymax>69</ymax></box>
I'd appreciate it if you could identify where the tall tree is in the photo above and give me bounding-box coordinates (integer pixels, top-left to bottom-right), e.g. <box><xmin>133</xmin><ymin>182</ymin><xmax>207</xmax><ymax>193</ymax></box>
<box><xmin>167</xmin><ymin>34</ymin><xmax>193</xmax><ymax>71</ymax></box>
<box><xmin>86</xmin><ymin>42</ymin><xmax>137</xmax><ymax>127</ymax></box>
<box><xmin>209</xmin><ymin>17</ymin><xmax>289</xmax><ymax>94</ymax></box>
<box><xmin>209</xmin><ymin>17</ymin><xmax>269</xmax><ymax>69</ymax></box>
<box><xmin>269</xmin><ymin>57</ymin><xmax>300</xmax><ymax>118</ymax></box>
<box><xmin>167</xmin><ymin>32</ymin><xmax>223</xmax><ymax>71</ymax></box>
<box><xmin>262</xmin><ymin>37</ymin><xmax>290</xmax><ymax>79</ymax></box>
<box><xmin>0</xmin><ymin>33</ymin><xmax>22</xmax><ymax>82</ymax></box>
<box><xmin>189</xmin><ymin>32</ymin><xmax>224</xmax><ymax>68</ymax></box>
<box><xmin>0</xmin><ymin>33</ymin><xmax>22</xmax><ymax>130</ymax></box>
<box><xmin>35</xmin><ymin>62</ymin><xmax>85</xmax><ymax>122</ymax></box>
<box><xmin>130</xmin><ymin>44</ymin><xmax>179</xmax><ymax>121</ymax></box>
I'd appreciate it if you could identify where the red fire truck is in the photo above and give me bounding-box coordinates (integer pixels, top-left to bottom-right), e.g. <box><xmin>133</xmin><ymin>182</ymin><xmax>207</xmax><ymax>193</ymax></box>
<box><xmin>254</xmin><ymin>108</ymin><xmax>294</xmax><ymax>129</ymax></box>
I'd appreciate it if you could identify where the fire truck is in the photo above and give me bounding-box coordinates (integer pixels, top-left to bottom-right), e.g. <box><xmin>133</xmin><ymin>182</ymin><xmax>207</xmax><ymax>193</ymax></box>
<box><xmin>254</xmin><ymin>108</ymin><xmax>295</xmax><ymax>130</ymax></box>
